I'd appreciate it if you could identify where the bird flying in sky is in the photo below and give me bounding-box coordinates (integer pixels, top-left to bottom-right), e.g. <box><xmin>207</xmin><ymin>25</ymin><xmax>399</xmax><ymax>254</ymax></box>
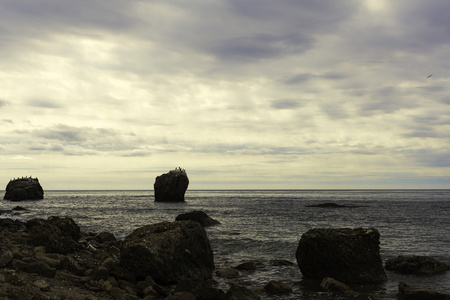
<box><xmin>427</xmin><ymin>74</ymin><xmax>432</xmax><ymax>78</ymax></box>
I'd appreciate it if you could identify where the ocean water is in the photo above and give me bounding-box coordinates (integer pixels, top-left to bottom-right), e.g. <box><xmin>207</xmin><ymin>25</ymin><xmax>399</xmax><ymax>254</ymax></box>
<box><xmin>1</xmin><ymin>189</ymin><xmax>449</xmax><ymax>299</ymax></box>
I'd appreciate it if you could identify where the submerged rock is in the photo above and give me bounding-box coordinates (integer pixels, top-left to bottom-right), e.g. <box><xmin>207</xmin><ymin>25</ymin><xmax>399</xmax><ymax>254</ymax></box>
<box><xmin>398</xmin><ymin>282</ymin><xmax>450</xmax><ymax>300</ymax></box>
<box><xmin>175</xmin><ymin>211</ymin><xmax>220</xmax><ymax>227</ymax></box>
<box><xmin>296</xmin><ymin>227</ymin><xmax>387</xmax><ymax>283</ymax></box>
<box><xmin>154</xmin><ymin>168</ymin><xmax>189</xmax><ymax>202</ymax></box>
<box><xmin>385</xmin><ymin>255</ymin><xmax>450</xmax><ymax>275</ymax></box>
<box><xmin>120</xmin><ymin>220</ymin><xmax>214</xmax><ymax>284</ymax></box>
<box><xmin>4</xmin><ymin>177</ymin><xmax>44</xmax><ymax>201</ymax></box>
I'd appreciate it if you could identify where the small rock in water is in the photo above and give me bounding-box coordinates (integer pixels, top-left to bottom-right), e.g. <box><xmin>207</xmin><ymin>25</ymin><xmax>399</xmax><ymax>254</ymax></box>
<box><xmin>175</xmin><ymin>211</ymin><xmax>220</xmax><ymax>227</ymax></box>
<box><xmin>215</xmin><ymin>268</ymin><xmax>240</xmax><ymax>279</ymax></box>
<box><xmin>385</xmin><ymin>255</ymin><xmax>450</xmax><ymax>275</ymax></box>
<box><xmin>398</xmin><ymin>282</ymin><xmax>450</xmax><ymax>300</ymax></box>
<box><xmin>234</xmin><ymin>261</ymin><xmax>257</xmax><ymax>271</ymax></box>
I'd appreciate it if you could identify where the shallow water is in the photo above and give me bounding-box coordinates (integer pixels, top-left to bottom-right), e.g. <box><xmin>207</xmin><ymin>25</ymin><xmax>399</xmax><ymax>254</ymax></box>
<box><xmin>1</xmin><ymin>189</ymin><xmax>449</xmax><ymax>299</ymax></box>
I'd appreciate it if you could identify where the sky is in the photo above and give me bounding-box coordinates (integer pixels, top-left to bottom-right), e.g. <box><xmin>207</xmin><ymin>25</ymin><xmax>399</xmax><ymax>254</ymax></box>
<box><xmin>1</xmin><ymin>0</ymin><xmax>449</xmax><ymax>190</ymax></box>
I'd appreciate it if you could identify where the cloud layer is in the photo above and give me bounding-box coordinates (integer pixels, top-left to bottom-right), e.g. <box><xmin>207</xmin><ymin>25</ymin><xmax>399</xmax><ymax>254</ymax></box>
<box><xmin>1</xmin><ymin>0</ymin><xmax>449</xmax><ymax>189</ymax></box>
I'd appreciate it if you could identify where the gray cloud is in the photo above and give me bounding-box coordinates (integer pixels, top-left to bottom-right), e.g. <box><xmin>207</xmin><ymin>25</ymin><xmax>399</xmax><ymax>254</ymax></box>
<box><xmin>271</xmin><ymin>99</ymin><xmax>303</xmax><ymax>110</ymax></box>
<box><xmin>26</xmin><ymin>98</ymin><xmax>64</xmax><ymax>109</ymax></box>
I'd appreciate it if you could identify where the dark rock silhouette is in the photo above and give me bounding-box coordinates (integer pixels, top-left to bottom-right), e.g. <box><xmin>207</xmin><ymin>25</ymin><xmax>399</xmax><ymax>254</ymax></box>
<box><xmin>120</xmin><ymin>220</ymin><xmax>214</xmax><ymax>284</ymax></box>
<box><xmin>154</xmin><ymin>168</ymin><xmax>189</xmax><ymax>202</ymax></box>
<box><xmin>175</xmin><ymin>211</ymin><xmax>220</xmax><ymax>227</ymax></box>
<box><xmin>385</xmin><ymin>255</ymin><xmax>450</xmax><ymax>275</ymax></box>
<box><xmin>296</xmin><ymin>228</ymin><xmax>387</xmax><ymax>283</ymax></box>
<box><xmin>4</xmin><ymin>177</ymin><xmax>44</xmax><ymax>201</ymax></box>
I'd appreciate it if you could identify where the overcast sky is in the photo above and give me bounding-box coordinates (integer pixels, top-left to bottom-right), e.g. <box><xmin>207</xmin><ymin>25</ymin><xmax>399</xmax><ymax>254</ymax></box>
<box><xmin>1</xmin><ymin>0</ymin><xmax>449</xmax><ymax>190</ymax></box>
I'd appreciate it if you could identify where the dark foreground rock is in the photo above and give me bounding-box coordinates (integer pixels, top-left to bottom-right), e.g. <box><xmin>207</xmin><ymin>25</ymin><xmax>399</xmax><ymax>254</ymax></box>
<box><xmin>296</xmin><ymin>227</ymin><xmax>387</xmax><ymax>283</ymax></box>
<box><xmin>385</xmin><ymin>255</ymin><xmax>450</xmax><ymax>275</ymax></box>
<box><xmin>154</xmin><ymin>167</ymin><xmax>189</xmax><ymax>202</ymax></box>
<box><xmin>398</xmin><ymin>282</ymin><xmax>450</xmax><ymax>300</ymax></box>
<box><xmin>120</xmin><ymin>220</ymin><xmax>214</xmax><ymax>284</ymax></box>
<box><xmin>176</xmin><ymin>211</ymin><xmax>220</xmax><ymax>227</ymax></box>
<box><xmin>4</xmin><ymin>177</ymin><xmax>44</xmax><ymax>201</ymax></box>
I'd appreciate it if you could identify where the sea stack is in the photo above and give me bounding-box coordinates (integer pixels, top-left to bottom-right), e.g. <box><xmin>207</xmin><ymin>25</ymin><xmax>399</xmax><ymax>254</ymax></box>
<box><xmin>4</xmin><ymin>177</ymin><xmax>44</xmax><ymax>201</ymax></box>
<box><xmin>154</xmin><ymin>167</ymin><xmax>189</xmax><ymax>202</ymax></box>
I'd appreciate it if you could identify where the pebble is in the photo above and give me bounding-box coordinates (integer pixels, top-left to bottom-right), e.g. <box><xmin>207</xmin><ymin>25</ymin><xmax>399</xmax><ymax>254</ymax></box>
<box><xmin>33</xmin><ymin>279</ymin><xmax>51</xmax><ymax>291</ymax></box>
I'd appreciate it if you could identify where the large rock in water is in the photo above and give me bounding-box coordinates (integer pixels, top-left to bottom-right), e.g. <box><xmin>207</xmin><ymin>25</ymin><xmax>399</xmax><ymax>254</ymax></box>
<box><xmin>154</xmin><ymin>168</ymin><xmax>189</xmax><ymax>202</ymax></box>
<box><xmin>120</xmin><ymin>220</ymin><xmax>214</xmax><ymax>284</ymax></box>
<box><xmin>4</xmin><ymin>177</ymin><xmax>44</xmax><ymax>201</ymax></box>
<box><xmin>296</xmin><ymin>228</ymin><xmax>387</xmax><ymax>283</ymax></box>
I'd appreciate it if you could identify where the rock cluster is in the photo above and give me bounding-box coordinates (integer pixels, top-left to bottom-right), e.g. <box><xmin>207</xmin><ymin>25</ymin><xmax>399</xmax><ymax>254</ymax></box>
<box><xmin>154</xmin><ymin>168</ymin><xmax>189</xmax><ymax>202</ymax></box>
<box><xmin>296</xmin><ymin>227</ymin><xmax>387</xmax><ymax>283</ymax></box>
<box><xmin>0</xmin><ymin>216</ymin><xmax>221</xmax><ymax>299</ymax></box>
<box><xmin>4</xmin><ymin>177</ymin><xmax>44</xmax><ymax>201</ymax></box>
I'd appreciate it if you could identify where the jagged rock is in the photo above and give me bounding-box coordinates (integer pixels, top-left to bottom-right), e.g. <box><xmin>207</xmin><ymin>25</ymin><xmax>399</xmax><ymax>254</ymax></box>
<box><xmin>175</xmin><ymin>211</ymin><xmax>220</xmax><ymax>227</ymax></box>
<box><xmin>154</xmin><ymin>168</ymin><xmax>189</xmax><ymax>202</ymax></box>
<box><xmin>385</xmin><ymin>255</ymin><xmax>450</xmax><ymax>275</ymax></box>
<box><xmin>120</xmin><ymin>220</ymin><xmax>214</xmax><ymax>284</ymax></box>
<box><xmin>296</xmin><ymin>228</ymin><xmax>387</xmax><ymax>283</ymax></box>
<box><xmin>4</xmin><ymin>177</ymin><xmax>44</xmax><ymax>201</ymax></box>
<box><xmin>398</xmin><ymin>282</ymin><xmax>450</xmax><ymax>300</ymax></box>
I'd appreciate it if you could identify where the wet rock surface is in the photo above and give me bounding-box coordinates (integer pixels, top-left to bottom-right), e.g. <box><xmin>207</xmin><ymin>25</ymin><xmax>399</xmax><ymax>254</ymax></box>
<box><xmin>4</xmin><ymin>177</ymin><xmax>44</xmax><ymax>201</ymax></box>
<box><xmin>296</xmin><ymin>227</ymin><xmax>387</xmax><ymax>283</ymax></box>
<box><xmin>154</xmin><ymin>168</ymin><xmax>189</xmax><ymax>202</ymax></box>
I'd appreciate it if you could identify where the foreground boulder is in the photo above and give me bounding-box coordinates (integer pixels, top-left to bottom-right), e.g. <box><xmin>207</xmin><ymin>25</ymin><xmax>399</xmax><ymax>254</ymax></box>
<box><xmin>296</xmin><ymin>228</ymin><xmax>387</xmax><ymax>283</ymax></box>
<box><xmin>398</xmin><ymin>282</ymin><xmax>450</xmax><ymax>300</ymax></box>
<box><xmin>176</xmin><ymin>211</ymin><xmax>220</xmax><ymax>227</ymax></box>
<box><xmin>385</xmin><ymin>255</ymin><xmax>450</xmax><ymax>275</ymax></box>
<box><xmin>4</xmin><ymin>177</ymin><xmax>44</xmax><ymax>201</ymax></box>
<box><xmin>26</xmin><ymin>216</ymin><xmax>82</xmax><ymax>254</ymax></box>
<box><xmin>120</xmin><ymin>220</ymin><xmax>214</xmax><ymax>284</ymax></box>
<box><xmin>154</xmin><ymin>168</ymin><xmax>189</xmax><ymax>202</ymax></box>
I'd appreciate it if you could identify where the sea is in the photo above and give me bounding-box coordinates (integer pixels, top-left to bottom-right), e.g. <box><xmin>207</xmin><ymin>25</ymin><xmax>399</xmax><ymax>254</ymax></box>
<box><xmin>1</xmin><ymin>189</ymin><xmax>449</xmax><ymax>299</ymax></box>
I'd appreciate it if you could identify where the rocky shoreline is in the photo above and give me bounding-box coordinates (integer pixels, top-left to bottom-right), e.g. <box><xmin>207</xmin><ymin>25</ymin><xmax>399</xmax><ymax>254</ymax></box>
<box><xmin>1</xmin><ymin>212</ymin><xmax>450</xmax><ymax>299</ymax></box>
